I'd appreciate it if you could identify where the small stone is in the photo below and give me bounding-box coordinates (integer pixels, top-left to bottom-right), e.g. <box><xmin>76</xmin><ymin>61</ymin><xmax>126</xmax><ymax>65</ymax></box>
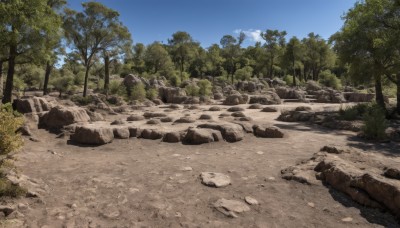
<box><xmin>129</xmin><ymin>188</ymin><xmax>140</xmax><ymax>194</ymax></box>
<box><xmin>244</xmin><ymin>196</ymin><xmax>259</xmax><ymax>205</ymax></box>
<box><xmin>29</xmin><ymin>137</ymin><xmax>40</xmax><ymax>142</ymax></box>
<box><xmin>181</xmin><ymin>167</ymin><xmax>193</xmax><ymax>171</ymax></box>
<box><xmin>256</xmin><ymin>151</ymin><xmax>264</xmax><ymax>155</ymax></box>
<box><xmin>213</xmin><ymin>198</ymin><xmax>250</xmax><ymax>218</ymax></box>
<box><xmin>200</xmin><ymin>172</ymin><xmax>231</xmax><ymax>188</ymax></box>
<box><xmin>307</xmin><ymin>202</ymin><xmax>315</xmax><ymax>208</ymax></box>
<box><xmin>341</xmin><ymin>217</ymin><xmax>353</xmax><ymax>222</ymax></box>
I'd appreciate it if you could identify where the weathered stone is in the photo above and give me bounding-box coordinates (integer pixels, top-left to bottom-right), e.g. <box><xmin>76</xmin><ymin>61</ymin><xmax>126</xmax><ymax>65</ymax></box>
<box><xmin>248</xmin><ymin>104</ymin><xmax>263</xmax><ymax>109</ymax></box>
<box><xmin>70</xmin><ymin>125</ymin><xmax>114</xmax><ymax>145</ymax></box>
<box><xmin>213</xmin><ymin>198</ymin><xmax>250</xmax><ymax>218</ymax></box>
<box><xmin>262</xmin><ymin>107</ymin><xmax>278</xmax><ymax>112</ymax></box>
<box><xmin>143</xmin><ymin>112</ymin><xmax>167</xmax><ymax>118</ymax></box>
<box><xmin>147</xmin><ymin>119</ymin><xmax>161</xmax><ymax>125</ymax></box>
<box><xmin>223</xmin><ymin>94</ymin><xmax>249</xmax><ymax>105</ymax></box>
<box><xmin>253</xmin><ymin>125</ymin><xmax>284</xmax><ymax>138</ymax></box>
<box><xmin>209</xmin><ymin>106</ymin><xmax>222</xmax><ymax>111</ymax></box>
<box><xmin>183</xmin><ymin>128</ymin><xmax>222</xmax><ymax>145</ymax></box>
<box><xmin>110</xmin><ymin>120</ymin><xmax>126</xmax><ymax>125</ymax></box>
<box><xmin>199</xmin><ymin>114</ymin><xmax>212</xmax><ymax>120</ymax></box>
<box><xmin>174</xmin><ymin>117</ymin><xmax>196</xmax><ymax>124</ymax></box>
<box><xmin>160</xmin><ymin>117</ymin><xmax>174</xmax><ymax>123</ymax></box>
<box><xmin>244</xmin><ymin>196</ymin><xmax>259</xmax><ymax>205</ymax></box>
<box><xmin>200</xmin><ymin>172</ymin><xmax>231</xmax><ymax>187</ymax></box>
<box><xmin>197</xmin><ymin>123</ymin><xmax>244</xmax><ymax>142</ymax></box>
<box><xmin>249</xmin><ymin>92</ymin><xmax>281</xmax><ymax>105</ymax></box>
<box><xmin>128</xmin><ymin>127</ymin><xmax>142</xmax><ymax>138</ymax></box>
<box><xmin>227</xmin><ymin>107</ymin><xmax>245</xmax><ymax>112</ymax></box>
<box><xmin>127</xmin><ymin>115</ymin><xmax>145</xmax><ymax>121</ymax></box>
<box><xmin>113</xmin><ymin>127</ymin><xmax>130</xmax><ymax>139</ymax></box>
<box><xmin>13</xmin><ymin>97</ymin><xmax>53</xmax><ymax>114</ymax></box>
<box><xmin>163</xmin><ymin>132</ymin><xmax>182</xmax><ymax>143</ymax></box>
<box><xmin>140</xmin><ymin>129</ymin><xmax>164</xmax><ymax>140</ymax></box>
<box><xmin>231</xmin><ymin>112</ymin><xmax>246</xmax><ymax>118</ymax></box>
<box><xmin>40</xmin><ymin>106</ymin><xmax>90</xmax><ymax>129</ymax></box>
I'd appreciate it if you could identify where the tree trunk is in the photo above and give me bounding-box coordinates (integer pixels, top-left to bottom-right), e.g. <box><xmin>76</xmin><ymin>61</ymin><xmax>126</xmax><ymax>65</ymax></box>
<box><xmin>43</xmin><ymin>61</ymin><xmax>52</xmax><ymax>96</ymax></box>
<box><xmin>2</xmin><ymin>45</ymin><xmax>17</xmax><ymax>104</ymax></box>
<box><xmin>397</xmin><ymin>73</ymin><xmax>400</xmax><ymax>115</ymax></box>
<box><xmin>104</xmin><ymin>55</ymin><xmax>110</xmax><ymax>96</ymax></box>
<box><xmin>292</xmin><ymin>60</ymin><xmax>297</xmax><ymax>87</ymax></box>
<box><xmin>0</xmin><ymin>61</ymin><xmax>3</xmax><ymax>98</ymax></box>
<box><xmin>83</xmin><ymin>65</ymin><xmax>90</xmax><ymax>97</ymax></box>
<box><xmin>374</xmin><ymin>74</ymin><xmax>386</xmax><ymax>111</ymax></box>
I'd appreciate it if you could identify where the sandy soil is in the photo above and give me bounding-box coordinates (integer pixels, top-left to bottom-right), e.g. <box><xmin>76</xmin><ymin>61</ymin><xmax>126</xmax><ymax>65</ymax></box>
<box><xmin>3</xmin><ymin>102</ymin><xmax>400</xmax><ymax>228</ymax></box>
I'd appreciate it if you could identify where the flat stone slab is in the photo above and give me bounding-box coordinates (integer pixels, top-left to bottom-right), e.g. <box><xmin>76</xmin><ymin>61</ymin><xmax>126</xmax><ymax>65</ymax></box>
<box><xmin>200</xmin><ymin>172</ymin><xmax>231</xmax><ymax>187</ymax></box>
<box><xmin>213</xmin><ymin>198</ymin><xmax>250</xmax><ymax>218</ymax></box>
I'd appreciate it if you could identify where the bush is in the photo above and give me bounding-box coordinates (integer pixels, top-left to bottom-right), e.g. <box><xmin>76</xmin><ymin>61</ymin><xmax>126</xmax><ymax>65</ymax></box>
<box><xmin>71</xmin><ymin>95</ymin><xmax>94</xmax><ymax>106</ymax></box>
<box><xmin>109</xmin><ymin>80</ymin><xmax>122</xmax><ymax>95</ymax></box>
<box><xmin>0</xmin><ymin>104</ymin><xmax>23</xmax><ymax>156</ymax></box>
<box><xmin>319</xmin><ymin>70</ymin><xmax>342</xmax><ymax>90</ymax></box>
<box><xmin>197</xmin><ymin>79</ymin><xmax>212</xmax><ymax>97</ymax></box>
<box><xmin>234</xmin><ymin>66</ymin><xmax>253</xmax><ymax>81</ymax></box>
<box><xmin>146</xmin><ymin>88</ymin><xmax>159</xmax><ymax>100</ymax></box>
<box><xmin>362</xmin><ymin>103</ymin><xmax>388</xmax><ymax>140</ymax></box>
<box><xmin>185</xmin><ymin>84</ymin><xmax>200</xmax><ymax>97</ymax></box>
<box><xmin>51</xmin><ymin>76</ymin><xmax>73</xmax><ymax>97</ymax></box>
<box><xmin>169</xmin><ymin>75</ymin><xmax>181</xmax><ymax>87</ymax></box>
<box><xmin>283</xmin><ymin>75</ymin><xmax>297</xmax><ymax>86</ymax></box>
<box><xmin>339</xmin><ymin>103</ymin><xmax>369</xmax><ymax>121</ymax></box>
<box><xmin>130</xmin><ymin>83</ymin><xmax>146</xmax><ymax>101</ymax></box>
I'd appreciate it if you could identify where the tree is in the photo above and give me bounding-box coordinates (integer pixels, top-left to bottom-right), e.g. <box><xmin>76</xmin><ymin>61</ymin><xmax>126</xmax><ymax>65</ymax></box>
<box><xmin>168</xmin><ymin>31</ymin><xmax>196</xmax><ymax>80</ymax></box>
<box><xmin>220</xmin><ymin>32</ymin><xmax>245</xmax><ymax>83</ymax></box>
<box><xmin>144</xmin><ymin>42</ymin><xmax>173</xmax><ymax>75</ymax></box>
<box><xmin>63</xmin><ymin>2</ymin><xmax>129</xmax><ymax>97</ymax></box>
<box><xmin>283</xmin><ymin>36</ymin><xmax>303</xmax><ymax>86</ymax></box>
<box><xmin>332</xmin><ymin>0</ymin><xmax>393</xmax><ymax>110</ymax></box>
<box><xmin>131</xmin><ymin>43</ymin><xmax>146</xmax><ymax>74</ymax></box>
<box><xmin>206</xmin><ymin>44</ymin><xmax>225</xmax><ymax>79</ymax></box>
<box><xmin>261</xmin><ymin>29</ymin><xmax>287</xmax><ymax>78</ymax></box>
<box><xmin>0</xmin><ymin>0</ymin><xmax>62</xmax><ymax>103</ymax></box>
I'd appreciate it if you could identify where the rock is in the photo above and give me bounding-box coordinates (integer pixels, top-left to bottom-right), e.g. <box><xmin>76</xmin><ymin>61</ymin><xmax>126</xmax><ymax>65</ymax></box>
<box><xmin>233</xmin><ymin>122</ymin><xmax>254</xmax><ymax>133</ymax></box>
<box><xmin>306</xmin><ymin>80</ymin><xmax>322</xmax><ymax>92</ymax></box>
<box><xmin>341</xmin><ymin>217</ymin><xmax>353</xmax><ymax>222</ymax></box>
<box><xmin>0</xmin><ymin>205</ymin><xmax>15</xmax><ymax>216</ymax></box>
<box><xmin>249</xmin><ymin>92</ymin><xmax>281</xmax><ymax>105</ymax></box>
<box><xmin>315</xmin><ymin>89</ymin><xmax>346</xmax><ymax>103</ymax></box>
<box><xmin>344</xmin><ymin>92</ymin><xmax>375</xmax><ymax>102</ymax></box>
<box><xmin>200</xmin><ymin>172</ymin><xmax>231</xmax><ymax>187</ymax></box>
<box><xmin>152</xmin><ymin>99</ymin><xmax>163</xmax><ymax>105</ymax></box>
<box><xmin>147</xmin><ymin>119</ymin><xmax>161</xmax><ymax>125</ymax></box>
<box><xmin>276</xmin><ymin>87</ymin><xmax>307</xmax><ymax>101</ymax></box>
<box><xmin>188</xmin><ymin>105</ymin><xmax>200</xmax><ymax>110</ymax></box>
<box><xmin>278</xmin><ymin>110</ymin><xmax>315</xmax><ymax>122</ymax></box>
<box><xmin>262</xmin><ymin>107</ymin><xmax>278</xmax><ymax>112</ymax></box>
<box><xmin>183</xmin><ymin>128</ymin><xmax>222</xmax><ymax>145</ymax></box>
<box><xmin>295</xmin><ymin>106</ymin><xmax>312</xmax><ymax>112</ymax></box>
<box><xmin>113</xmin><ymin>127</ymin><xmax>130</xmax><ymax>139</ymax></box>
<box><xmin>231</xmin><ymin>112</ymin><xmax>246</xmax><ymax>118</ymax></box>
<box><xmin>127</xmin><ymin>115</ymin><xmax>145</xmax><ymax>121</ymax></box>
<box><xmin>128</xmin><ymin>127</ymin><xmax>142</xmax><ymax>138</ymax></box>
<box><xmin>16</xmin><ymin>125</ymin><xmax>32</xmax><ymax>136</ymax></box>
<box><xmin>110</xmin><ymin>120</ymin><xmax>126</xmax><ymax>125</ymax></box>
<box><xmin>181</xmin><ymin>167</ymin><xmax>193</xmax><ymax>171</ymax></box>
<box><xmin>384</xmin><ymin>168</ymin><xmax>400</xmax><ymax>180</ymax></box>
<box><xmin>70</xmin><ymin>125</ymin><xmax>114</xmax><ymax>145</ymax></box>
<box><xmin>199</xmin><ymin>114</ymin><xmax>212</xmax><ymax>120</ymax></box>
<box><xmin>214</xmin><ymin>93</ymin><xmax>223</xmax><ymax>100</ymax></box>
<box><xmin>158</xmin><ymin>87</ymin><xmax>188</xmax><ymax>104</ymax></box>
<box><xmin>123</xmin><ymin>74</ymin><xmax>144</xmax><ymax>88</ymax></box>
<box><xmin>29</xmin><ymin>137</ymin><xmax>40</xmax><ymax>142</ymax></box>
<box><xmin>237</xmin><ymin>117</ymin><xmax>252</xmax><ymax>121</ymax></box>
<box><xmin>223</xmin><ymin>94</ymin><xmax>249</xmax><ymax>106</ymax></box>
<box><xmin>253</xmin><ymin>125</ymin><xmax>284</xmax><ymax>138</ymax></box>
<box><xmin>86</xmin><ymin>110</ymin><xmax>104</xmax><ymax>122</ymax></box>
<box><xmin>39</xmin><ymin>106</ymin><xmax>90</xmax><ymax>130</ymax></box>
<box><xmin>197</xmin><ymin>123</ymin><xmax>244</xmax><ymax>142</ymax></box>
<box><xmin>168</xmin><ymin>104</ymin><xmax>182</xmax><ymax>109</ymax></box>
<box><xmin>227</xmin><ymin>107</ymin><xmax>245</xmax><ymax>112</ymax></box>
<box><xmin>209</xmin><ymin>106</ymin><xmax>222</xmax><ymax>111</ymax></box>
<box><xmin>219</xmin><ymin>113</ymin><xmax>231</xmax><ymax>117</ymax></box>
<box><xmin>248</xmin><ymin>104</ymin><xmax>263</xmax><ymax>109</ymax></box>
<box><xmin>163</xmin><ymin>132</ymin><xmax>182</xmax><ymax>143</ymax></box>
<box><xmin>160</xmin><ymin>117</ymin><xmax>174</xmax><ymax>123</ymax></box>
<box><xmin>140</xmin><ymin>129</ymin><xmax>164</xmax><ymax>140</ymax></box>
<box><xmin>143</xmin><ymin>112</ymin><xmax>167</xmax><ymax>118</ymax></box>
<box><xmin>13</xmin><ymin>97</ymin><xmax>53</xmax><ymax>114</ymax></box>
<box><xmin>244</xmin><ymin>196</ymin><xmax>259</xmax><ymax>205</ymax></box>
<box><xmin>320</xmin><ymin>146</ymin><xmax>344</xmax><ymax>154</ymax></box>
<box><xmin>213</xmin><ymin>198</ymin><xmax>250</xmax><ymax>218</ymax></box>
<box><xmin>174</xmin><ymin>117</ymin><xmax>196</xmax><ymax>124</ymax></box>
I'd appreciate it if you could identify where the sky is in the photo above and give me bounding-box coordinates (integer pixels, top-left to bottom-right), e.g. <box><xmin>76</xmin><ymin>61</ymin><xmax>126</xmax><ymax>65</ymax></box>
<box><xmin>67</xmin><ymin>0</ymin><xmax>358</xmax><ymax>47</ymax></box>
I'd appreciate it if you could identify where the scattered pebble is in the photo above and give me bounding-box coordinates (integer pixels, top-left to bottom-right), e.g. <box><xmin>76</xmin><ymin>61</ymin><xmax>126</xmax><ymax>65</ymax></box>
<box><xmin>341</xmin><ymin>217</ymin><xmax>353</xmax><ymax>222</ymax></box>
<box><xmin>245</xmin><ymin>196</ymin><xmax>259</xmax><ymax>205</ymax></box>
<box><xmin>307</xmin><ymin>202</ymin><xmax>315</xmax><ymax>208</ymax></box>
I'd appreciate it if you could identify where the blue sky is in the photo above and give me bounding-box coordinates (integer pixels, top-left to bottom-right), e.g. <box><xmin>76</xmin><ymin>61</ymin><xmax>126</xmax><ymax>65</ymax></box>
<box><xmin>67</xmin><ymin>0</ymin><xmax>357</xmax><ymax>47</ymax></box>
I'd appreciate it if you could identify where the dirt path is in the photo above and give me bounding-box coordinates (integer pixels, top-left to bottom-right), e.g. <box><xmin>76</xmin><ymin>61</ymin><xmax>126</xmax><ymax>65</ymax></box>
<box><xmin>4</xmin><ymin>103</ymin><xmax>400</xmax><ymax>227</ymax></box>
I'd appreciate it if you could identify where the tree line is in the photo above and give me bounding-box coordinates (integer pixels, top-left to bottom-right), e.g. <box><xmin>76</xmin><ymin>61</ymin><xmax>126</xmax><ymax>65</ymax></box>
<box><xmin>0</xmin><ymin>0</ymin><xmax>399</xmax><ymax>114</ymax></box>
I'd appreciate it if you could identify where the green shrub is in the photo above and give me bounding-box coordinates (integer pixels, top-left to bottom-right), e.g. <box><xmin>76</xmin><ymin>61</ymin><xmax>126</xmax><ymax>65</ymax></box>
<box><xmin>197</xmin><ymin>79</ymin><xmax>212</xmax><ymax>97</ymax></box>
<box><xmin>146</xmin><ymin>88</ymin><xmax>159</xmax><ymax>100</ymax></box>
<box><xmin>71</xmin><ymin>95</ymin><xmax>94</xmax><ymax>106</ymax></box>
<box><xmin>283</xmin><ymin>75</ymin><xmax>294</xmax><ymax>86</ymax></box>
<box><xmin>130</xmin><ymin>83</ymin><xmax>146</xmax><ymax>101</ymax></box>
<box><xmin>109</xmin><ymin>80</ymin><xmax>122</xmax><ymax>95</ymax></box>
<box><xmin>339</xmin><ymin>103</ymin><xmax>369</xmax><ymax>121</ymax></box>
<box><xmin>185</xmin><ymin>84</ymin><xmax>200</xmax><ymax>97</ymax></box>
<box><xmin>169</xmin><ymin>74</ymin><xmax>181</xmax><ymax>87</ymax></box>
<box><xmin>0</xmin><ymin>104</ymin><xmax>23</xmax><ymax>156</ymax></box>
<box><xmin>234</xmin><ymin>66</ymin><xmax>253</xmax><ymax>81</ymax></box>
<box><xmin>362</xmin><ymin>103</ymin><xmax>388</xmax><ymax>140</ymax></box>
<box><xmin>319</xmin><ymin>70</ymin><xmax>342</xmax><ymax>90</ymax></box>
<box><xmin>52</xmin><ymin>76</ymin><xmax>73</xmax><ymax>97</ymax></box>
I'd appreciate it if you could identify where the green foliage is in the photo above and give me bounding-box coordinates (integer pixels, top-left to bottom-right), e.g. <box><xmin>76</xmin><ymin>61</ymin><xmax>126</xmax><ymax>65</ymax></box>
<box><xmin>0</xmin><ymin>104</ymin><xmax>24</xmax><ymax>156</ymax></box>
<box><xmin>197</xmin><ymin>79</ymin><xmax>212</xmax><ymax>97</ymax></box>
<box><xmin>169</xmin><ymin>75</ymin><xmax>181</xmax><ymax>87</ymax></box>
<box><xmin>234</xmin><ymin>66</ymin><xmax>253</xmax><ymax>81</ymax></box>
<box><xmin>130</xmin><ymin>83</ymin><xmax>146</xmax><ymax>101</ymax></box>
<box><xmin>0</xmin><ymin>175</ymin><xmax>27</xmax><ymax>197</ymax></box>
<box><xmin>319</xmin><ymin>70</ymin><xmax>342</xmax><ymax>90</ymax></box>
<box><xmin>109</xmin><ymin>80</ymin><xmax>123</xmax><ymax>95</ymax></box>
<box><xmin>339</xmin><ymin>103</ymin><xmax>369</xmax><ymax>121</ymax></box>
<box><xmin>283</xmin><ymin>75</ymin><xmax>295</xmax><ymax>86</ymax></box>
<box><xmin>146</xmin><ymin>88</ymin><xmax>159</xmax><ymax>100</ymax></box>
<box><xmin>185</xmin><ymin>84</ymin><xmax>200</xmax><ymax>97</ymax></box>
<box><xmin>71</xmin><ymin>95</ymin><xmax>94</xmax><ymax>106</ymax></box>
<box><xmin>74</xmin><ymin>72</ymin><xmax>85</xmax><ymax>86</ymax></box>
<box><xmin>362</xmin><ymin>103</ymin><xmax>388</xmax><ymax>140</ymax></box>
<box><xmin>51</xmin><ymin>76</ymin><xmax>73</xmax><ymax>96</ymax></box>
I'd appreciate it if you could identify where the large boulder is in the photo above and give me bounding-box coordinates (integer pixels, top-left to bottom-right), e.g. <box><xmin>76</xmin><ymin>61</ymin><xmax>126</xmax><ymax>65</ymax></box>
<box><xmin>70</xmin><ymin>125</ymin><xmax>114</xmax><ymax>145</ymax></box>
<box><xmin>40</xmin><ymin>106</ymin><xmax>90</xmax><ymax>129</ymax></box>
<box><xmin>343</xmin><ymin>92</ymin><xmax>375</xmax><ymax>103</ymax></box>
<box><xmin>13</xmin><ymin>97</ymin><xmax>53</xmax><ymax>114</ymax></box>
<box><xmin>277</xmin><ymin>110</ymin><xmax>315</xmax><ymax>122</ymax></box>
<box><xmin>183</xmin><ymin>128</ymin><xmax>222</xmax><ymax>145</ymax></box>
<box><xmin>158</xmin><ymin>87</ymin><xmax>188</xmax><ymax>104</ymax></box>
<box><xmin>249</xmin><ymin>92</ymin><xmax>281</xmax><ymax>105</ymax></box>
<box><xmin>253</xmin><ymin>125</ymin><xmax>285</xmax><ymax>138</ymax></box>
<box><xmin>275</xmin><ymin>87</ymin><xmax>306</xmax><ymax>101</ymax></box>
<box><xmin>123</xmin><ymin>74</ymin><xmax>149</xmax><ymax>88</ymax></box>
<box><xmin>197</xmin><ymin>123</ymin><xmax>244</xmax><ymax>142</ymax></box>
<box><xmin>315</xmin><ymin>89</ymin><xmax>346</xmax><ymax>103</ymax></box>
<box><xmin>223</xmin><ymin>94</ymin><xmax>249</xmax><ymax>106</ymax></box>
<box><xmin>306</xmin><ymin>80</ymin><xmax>322</xmax><ymax>92</ymax></box>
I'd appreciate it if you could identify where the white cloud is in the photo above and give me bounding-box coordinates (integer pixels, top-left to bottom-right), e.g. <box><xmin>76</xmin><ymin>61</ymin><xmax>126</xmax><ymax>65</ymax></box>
<box><xmin>234</xmin><ymin>29</ymin><xmax>263</xmax><ymax>43</ymax></box>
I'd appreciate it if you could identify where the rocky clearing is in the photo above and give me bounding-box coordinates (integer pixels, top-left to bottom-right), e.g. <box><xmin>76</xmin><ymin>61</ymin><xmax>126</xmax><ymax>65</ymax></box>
<box><xmin>1</xmin><ymin>98</ymin><xmax>399</xmax><ymax>228</ymax></box>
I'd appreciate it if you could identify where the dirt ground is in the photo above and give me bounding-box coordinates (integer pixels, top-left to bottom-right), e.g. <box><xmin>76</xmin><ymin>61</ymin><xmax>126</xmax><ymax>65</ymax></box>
<box><xmin>2</xmin><ymin>102</ymin><xmax>400</xmax><ymax>228</ymax></box>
